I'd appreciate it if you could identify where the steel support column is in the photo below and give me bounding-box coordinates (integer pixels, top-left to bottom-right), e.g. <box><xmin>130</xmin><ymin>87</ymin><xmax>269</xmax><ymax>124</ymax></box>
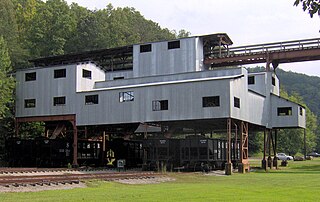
<box><xmin>304</xmin><ymin>129</ymin><xmax>307</xmax><ymax>159</ymax></box>
<box><xmin>225</xmin><ymin>118</ymin><xmax>232</xmax><ymax>175</ymax></box>
<box><xmin>267</xmin><ymin>129</ymin><xmax>272</xmax><ymax>168</ymax></box>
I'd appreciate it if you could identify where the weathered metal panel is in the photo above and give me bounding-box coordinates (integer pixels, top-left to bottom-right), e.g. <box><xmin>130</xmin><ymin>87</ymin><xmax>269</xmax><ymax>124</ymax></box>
<box><xmin>133</xmin><ymin>37</ymin><xmax>197</xmax><ymax>77</ymax></box>
<box><xmin>16</xmin><ymin>64</ymin><xmax>77</xmax><ymax>118</ymax></box>
<box><xmin>271</xmin><ymin>95</ymin><xmax>306</xmax><ymax>128</ymax></box>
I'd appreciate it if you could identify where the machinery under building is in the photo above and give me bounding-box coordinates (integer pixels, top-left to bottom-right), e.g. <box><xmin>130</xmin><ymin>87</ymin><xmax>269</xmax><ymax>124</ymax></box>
<box><xmin>13</xmin><ymin>33</ymin><xmax>308</xmax><ymax>174</ymax></box>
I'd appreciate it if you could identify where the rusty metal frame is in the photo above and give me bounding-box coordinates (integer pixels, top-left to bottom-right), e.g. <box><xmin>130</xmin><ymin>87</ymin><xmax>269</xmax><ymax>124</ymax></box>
<box><xmin>15</xmin><ymin>115</ymin><xmax>78</xmax><ymax>167</ymax></box>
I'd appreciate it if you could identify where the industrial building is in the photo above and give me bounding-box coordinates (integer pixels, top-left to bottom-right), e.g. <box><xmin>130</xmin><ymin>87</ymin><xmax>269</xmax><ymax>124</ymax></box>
<box><xmin>14</xmin><ymin>33</ymin><xmax>306</xmax><ymax>173</ymax></box>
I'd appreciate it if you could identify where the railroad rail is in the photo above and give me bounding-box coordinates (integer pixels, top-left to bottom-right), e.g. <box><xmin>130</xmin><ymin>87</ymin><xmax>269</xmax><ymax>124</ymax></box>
<box><xmin>204</xmin><ymin>38</ymin><xmax>320</xmax><ymax>69</ymax></box>
<box><xmin>0</xmin><ymin>169</ymin><xmax>159</xmax><ymax>187</ymax></box>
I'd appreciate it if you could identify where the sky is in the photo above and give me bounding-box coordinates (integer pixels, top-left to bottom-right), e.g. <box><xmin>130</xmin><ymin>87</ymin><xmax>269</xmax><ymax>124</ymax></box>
<box><xmin>65</xmin><ymin>0</ymin><xmax>320</xmax><ymax>77</ymax></box>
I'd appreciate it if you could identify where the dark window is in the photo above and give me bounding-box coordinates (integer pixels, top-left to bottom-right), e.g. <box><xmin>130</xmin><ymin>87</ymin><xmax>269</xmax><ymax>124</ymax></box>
<box><xmin>168</xmin><ymin>40</ymin><xmax>180</xmax><ymax>49</ymax></box>
<box><xmin>140</xmin><ymin>44</ymin><xmax>152</xmax><ymax>53</ymax></box>
<box><xmin>25</xmin><ymin>72</ymin><xmax>36</xmax><ymax>81</ymax></box>
<box><xmin>203</xmin><ymin>96</ymin><xmax>220</xmax><ymax>107</ymax></box>
<box><xmin>248</xmin><ymin>76</ymin><xmax>255</xmax><ymax>85</ymax></box>
<box><xmin>152</xmin><ymin>100</ymin><xmax>168</xmax><ymax>111</ymax></box>
<box><xmin>277</xmin><ymin>107</ymin><xmax>292</xmax><ymax>116</ymax></box>
<box><xmin>82</xmin><ymin>69</ymin><xmax>92</xmax><ymax>79</ymax></box>
<box><xmin>53</xmin><ymin>96</ymin><xmax>66</xmax><ymax>106</ymax></box>
<box><xmin>119</xmin><ymin>91</ymin><xmax>134</xmax><ymax>102</ymax></box>
<box><xmin>234</xmin><ymin>97</ymin><xmax>240</xmax><ymax>108</ymax></box>
<box><xmin>24</xmin><ymin>99</ymin><xmax>36</xmax><ymax>108</ymax></box>
<box><xmin>54</xmin><ymin>69</ymin><xmax>66</xmax><ymax>78</ymax></box>
<box><xmin>300</xmin><ymin>107</ymin><xmax>303</xmax><ymax>116</ymax></box>
<box><xmin>113</xmin><ymin>76</ymin><xmax>125</xmax><ymax>80</ymax></box>
<box><xmin>272</xmin><ymin>76</ymin><xmax>276</xmax><ymax>86</ymax></box>
<box><xmin>85</xmin><ymin>95</ymin><xmax>99</xmax><ymax>105</ymax></box>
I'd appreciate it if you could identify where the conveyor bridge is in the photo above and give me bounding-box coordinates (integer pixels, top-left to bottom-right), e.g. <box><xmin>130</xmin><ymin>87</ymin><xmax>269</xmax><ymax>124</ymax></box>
<box><xmin>204</xmin><ymin>38</ymin><xmax>320</xmax><ymax>70</ymax></box>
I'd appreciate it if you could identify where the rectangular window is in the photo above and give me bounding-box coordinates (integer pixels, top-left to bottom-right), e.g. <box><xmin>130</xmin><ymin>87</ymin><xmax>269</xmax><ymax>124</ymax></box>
<box><xmin>54</xmin><ymin>69</ymin><xmax>66</xmax><ymax>78</ymax></box>
<box><xmin>25</xmin><ymin>72</ymin><xmax>36</xmax><ymax>81</ymax></box>
<box><xmin>113</xmin><ymin>76</ymin><xmax>125</xmax><ymax>80</ymax></box>
<box><xmin>168</xmin><ymin>40</ymin><xmax>180</xmax><ymax>49</ymax></box>
<box><xmin>248</xmin><ymin>76</ymin><xmax>255</xmax><ymax>85</ymax></box>
<box><xmin>277</xmin><ymin>107</ymin><xmax>292</xmax><ymax>116</ymax></box>
<box><xmin>53</xmin><ymin>96</ymin><xmax>66</xmax><ymax>106</ymax></box>
<box><xmin>24</xmin><ymin>99</ymin><xmax>36</xmax><ymax>108</ymax></box>
<box><xmin>82</xmin><ymin>69</ymin><xmax>92</xmax><ymax>79</ymax></box>
<box><xmin>234</xmin><ymin>97</ymin><xmax>240</xmax><ymax>108</ymax></box>
<box><xmin>272</xmin><ymin>76</ymin><xmax>276</xmax><ymax>86</ymax></box>
<box><xmin>300</xmin><ymin>107</ymin><xmax>303</xmax><ymax>116</ymax></box>
<box><xmin>152</xmin><ymin>100</ymin><xmax>168</xmax><ymax>111</ymax></box>
<box><xmin>85</xmin><ymin>95</ymin><xmax>99</xmax><ymax>105</ymax></box>
<box><xmin>140</xmin><ymin>44</ymin><xmax>152</xmax><ymax>53</ymax></box>
<box><xmin>203</xmin><ymin>96</ymin><xmax>220</xmax><ymax>107</ymax></box>
<box><xmin>119</xmin><ymin>91</ymin><xmax>134</xmax><ymax>102</ymax></box>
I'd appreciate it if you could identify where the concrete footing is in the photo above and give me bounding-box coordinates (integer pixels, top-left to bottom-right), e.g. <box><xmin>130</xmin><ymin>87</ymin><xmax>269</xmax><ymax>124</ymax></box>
<box><xmin>261</xmin><ymin>159</ymin><xmax>267</xmax><ymax>170</ymax></box>
<box><xmin>225</xmin><ymin>163</ymin><xmax>232</xmax><ymax>175</ymax></box>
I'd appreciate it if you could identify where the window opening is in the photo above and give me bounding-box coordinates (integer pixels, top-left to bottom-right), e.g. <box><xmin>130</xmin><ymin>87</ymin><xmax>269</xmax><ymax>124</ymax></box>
<box><xmin>203</xmin><ymin>96</ymin><xmax>220</xmax><ymax>107</ymax></box>
<box><xmin>119</xmin><ymin>91</ymin><xmax>134</xmax><ymax>102</ymax></box>
<box><xmin>168</xmin><ymin>40</ymin><xmax>180</xmax><ymax>49</ymax></box>
<box><xmin>277</xmin><ymin>107</ymin><xmax>292</xmax><ymax>116</ymax></box>
<box><xmin>85</xmin><ymin>95</ymin><xmax>99</xmax><ymax>105</ymax></box>
<box><xmin>140</xmin><ymin>44</ymin><xmax>152</xmax><ymax>53</ymax></box>
<box><xmin>25</xmin><ymin>72</ymin><xmax>36</xmax><ymax>81</ymax></box>
<box><xmin>82</xmin><ymin>69</ymin><xmax>92</xmax><ymax>79</ymax></box>
<box><xmin>248</xmin><ymin>76</ymin><xmax>255</xmax><ymax>85</ymax></box>
<box><xmin>53</xmin><ymin>96</ymin><xmax>66</xmax><ymax>106</ymax></box>
<box><xmin>24</xmin><ymin>99</ymin><xmax>36</xmax><ymax>108</ymax></box>
<box><xmin>234</xmin><ymin>97</ymin><xmax>240</xmax><ymax>108</ymax></box>
<box><xmin>152</xmin><ymin>100</ymin><xmax>168</xmax><ymax>111</ymax></box>
<box><xmin>54</xmin><ymin>69</ymin><xmax>66</xmax><ymax>78</ymax></box>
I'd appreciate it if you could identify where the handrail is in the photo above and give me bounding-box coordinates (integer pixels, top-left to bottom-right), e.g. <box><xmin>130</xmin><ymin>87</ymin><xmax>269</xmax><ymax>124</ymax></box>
<box><xmin>207</xmin><ymin>38</ymin><xmax>320</xmax><ymax>57</ymax></box>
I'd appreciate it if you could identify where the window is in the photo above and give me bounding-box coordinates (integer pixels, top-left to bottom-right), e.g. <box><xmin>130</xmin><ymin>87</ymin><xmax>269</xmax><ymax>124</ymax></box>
<box><xmin>234</xmin><ymin>97</ymin><xmax>240</xmax><ymax>108</ymax></box>
<box><xmin>54</xmin><ymin>69</ymin><xmax>66</xmax><ymax>78</ymax></box>
<box><xmin>24</xmin><ymin>99</ymin><xmax>36</xmax><ymax>108</ymax></box>
<box><xmin>119</xmin><ymin>91</ymin><xmax>134</xmax><ymax>102</ymax></box>
<box><xmin>140</xmin><ymin>44</ymin><xmax>152</xmax><ymax>53</ymax></box>
<box><xmin>272</xmin><ymin>76</ymin><xmax>276</xmax><ymax>86</ymax></box>
<box><xmin>53</xmin><ymin>96</ymin><xmax>66</xmax><ymax>106</ymax></box>
<box><xmin>152</xmin><ymin>100</ymin><xmax>168</xmax><ymax>111</ymax></box>
<box><xmin>277</xmin><ymin>107</ymin><xmax>292</xmax><ymax>116</ymax></box>
<box><xmin>113</xmin><ymin>76</ymin><xmax>125</xmax><ymax>80</ymax></box>
<box><xmin>82</xmin><ymin>69</ymin><xmax>92</xmax><ymax>79</ymax></box>
<box><xmin>203</xmin><ymin>96</ymin><xmax>220</xmax><ymax>107</ymax></box>
<box><xmin>85</xmin><ymin>95</ymin><xmax>99</xmax><ymax>105</ymax></box>
<box><xmin>300</xmin><ymin>107</ymin><xmax>303</xmax><ymax>116</ymax></box>
<box><xmin>248</xmin><ymin>76</ymin><xmax>255</xmax><ymax>85</ymax></box>
<box><xmin>168</xmin><ymin>40</ymin><xmax>180</xmax><ymax>49</ymax></box>
<box><xmin>25</xmin><ymin>72</ymin><xmax>36</xmax><ymax>81</ymax></box>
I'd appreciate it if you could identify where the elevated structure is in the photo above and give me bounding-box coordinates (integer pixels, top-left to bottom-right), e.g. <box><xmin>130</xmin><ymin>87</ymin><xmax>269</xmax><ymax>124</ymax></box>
<box><xmin>15</xmin><ymin>33</ymin><xmax>307</xmax><ymax>173</ymax></box>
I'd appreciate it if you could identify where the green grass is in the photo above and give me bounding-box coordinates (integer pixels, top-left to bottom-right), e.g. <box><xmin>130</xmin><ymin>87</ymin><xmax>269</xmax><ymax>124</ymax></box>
<box><xmin>1</xmin><ymin>159</ymin><xmax>320</xmax><ymax>202</ymax></box>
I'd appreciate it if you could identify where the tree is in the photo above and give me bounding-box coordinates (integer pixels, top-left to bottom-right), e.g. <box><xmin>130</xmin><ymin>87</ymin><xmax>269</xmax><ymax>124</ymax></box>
<box><xmin>0</xmin><ymin>37</ymin><xmax>15</xmax><ymax>118</ymax></box>
<box><xmin>294</xmin><ymin>0</ymin><xmax>320</xmax><ymax>17</ymax></box>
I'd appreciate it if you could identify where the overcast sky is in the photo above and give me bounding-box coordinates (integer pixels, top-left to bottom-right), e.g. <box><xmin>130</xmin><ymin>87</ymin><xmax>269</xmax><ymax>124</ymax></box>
<box><xmin>65</xmin><ymin>0</ymin><xmax>320</xmax><ymax>77</ymax></box>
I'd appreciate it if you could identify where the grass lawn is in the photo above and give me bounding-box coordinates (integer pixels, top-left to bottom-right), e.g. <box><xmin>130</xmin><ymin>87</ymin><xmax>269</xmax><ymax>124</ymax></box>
<box><xmin>1</xmin><ymin>158</ymin><xmax>320</xmax><ymax>202</ymax></box>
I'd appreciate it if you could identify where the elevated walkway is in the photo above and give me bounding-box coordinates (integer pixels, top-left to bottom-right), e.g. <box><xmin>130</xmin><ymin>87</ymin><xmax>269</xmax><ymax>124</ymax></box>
<box><xmin>204</xmin><ymin>38</ymin><xmax>320</xmax><ymax>70</ymax></box>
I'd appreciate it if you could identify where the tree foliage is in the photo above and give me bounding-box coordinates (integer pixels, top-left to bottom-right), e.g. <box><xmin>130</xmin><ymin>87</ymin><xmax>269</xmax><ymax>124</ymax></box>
<box><xmin>294</xmin><ymin>0</ymin><xmax>320</xmax><ymax>17</ymax></box>
<box><xmin>0</xmin><ymin>37</ymin><xmax>15</xmax><ymax>118</ymax></box>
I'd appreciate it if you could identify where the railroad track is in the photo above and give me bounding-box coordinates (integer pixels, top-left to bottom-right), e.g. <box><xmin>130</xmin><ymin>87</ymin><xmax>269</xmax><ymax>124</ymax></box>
<box><xmin>0</xmin><ymin>170</ymin><xmax>159</xmax><ymax>187</ymax></box>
